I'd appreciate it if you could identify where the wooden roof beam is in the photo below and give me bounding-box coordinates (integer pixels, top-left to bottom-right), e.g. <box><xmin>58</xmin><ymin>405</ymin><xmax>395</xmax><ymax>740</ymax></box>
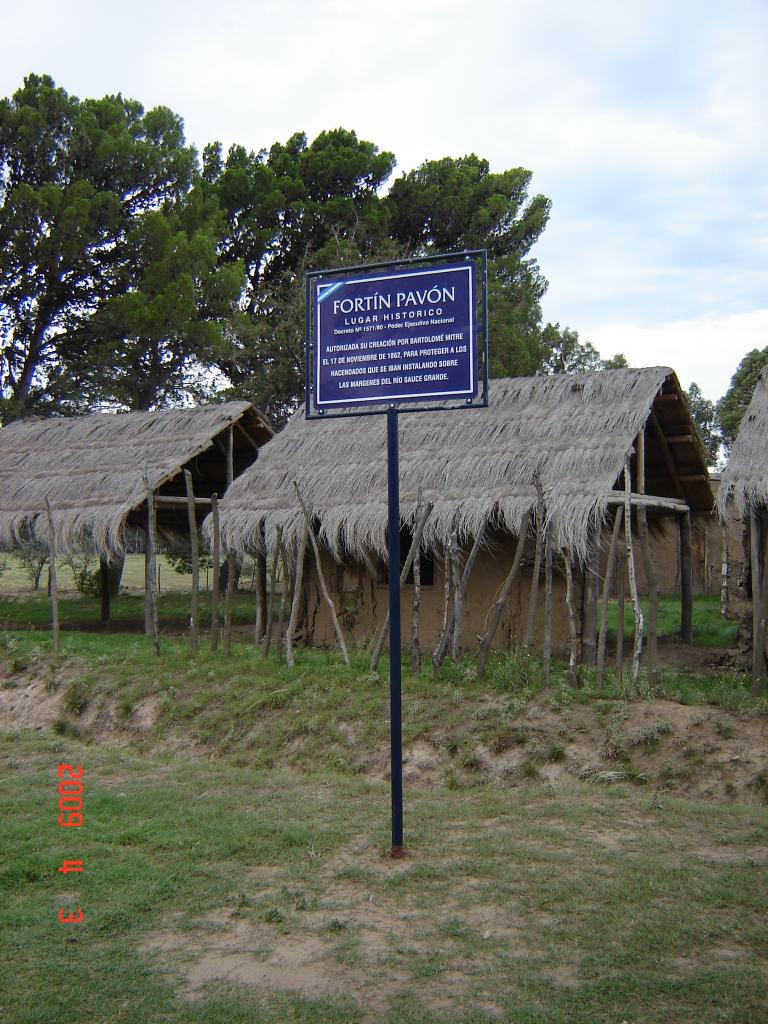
<box><xmin>649</xmin><ymin>409</ymin><xmax>687</xmax><ymax>500</ymax></box>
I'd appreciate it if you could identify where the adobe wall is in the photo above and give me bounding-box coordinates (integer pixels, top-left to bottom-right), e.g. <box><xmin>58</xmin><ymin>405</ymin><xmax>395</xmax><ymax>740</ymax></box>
<box><xmin>305</xmin><ymin>541</ymin><xmax>576</xmax><ymax>657</ymax></box>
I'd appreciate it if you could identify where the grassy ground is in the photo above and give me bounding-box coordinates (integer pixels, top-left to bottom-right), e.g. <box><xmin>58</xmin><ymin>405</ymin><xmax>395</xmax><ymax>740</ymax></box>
<box><xmin>607</xmin><ymin>595</ymin><xmax>738</xmax><ymax>648</ymax></box>
<box><xmin>1</xmin><ymin>592</ymin><xmax>763</xmax><ymax>1021</ymax></box>
<box><xmin>0</xmin><ymin>553</ymin><xmax>202</xmax><ymax>596</ymax></box>
<box><xmin>2</xmin><ymin>730</ymin><xmax>767</xmax><ymax>1024</ymax></box>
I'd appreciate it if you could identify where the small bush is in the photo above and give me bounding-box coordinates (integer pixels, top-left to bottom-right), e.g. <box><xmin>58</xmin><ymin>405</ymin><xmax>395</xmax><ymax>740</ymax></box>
<box><xmin>64</xmin><ymin>681</ymin><xmax>90</xmax><ymax>716</ymax></box>
<box><xmin>52</xmin><ymin>718</ymin><xmax>80</xmax><ymax>739</ymax></box>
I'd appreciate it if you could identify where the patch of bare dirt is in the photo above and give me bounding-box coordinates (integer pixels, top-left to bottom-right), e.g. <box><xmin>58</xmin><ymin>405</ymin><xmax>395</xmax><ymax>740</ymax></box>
<box><xmin>140</xmin><ymin>848</ymin><xmax>536</xmax><ymax>1019</ymax></box>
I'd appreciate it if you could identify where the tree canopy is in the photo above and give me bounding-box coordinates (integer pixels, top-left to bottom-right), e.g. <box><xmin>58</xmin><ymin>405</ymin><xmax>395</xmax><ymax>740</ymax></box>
<box><xmin>716</xmin><ymin>347</ymin><xmax>768</xmax><ymax>456</ymax></box>
<box><xmin>1</xmin><ymin>73</ymin><xmax>626</xmax><ymax>429</ymax></box>
<box><xmin>0</xmin><ymin>74</ymin><xmax>207</xmax><ymax>419</ymax></box>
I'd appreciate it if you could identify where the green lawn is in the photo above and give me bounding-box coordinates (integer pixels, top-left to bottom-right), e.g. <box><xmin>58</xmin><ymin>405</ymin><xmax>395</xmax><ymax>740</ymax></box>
<box><xmin>607</xmin><ymin>594</ymin><xmax>738</xmax><ymax>648</ymax></box>
<box><xmin>1</xmin><ymin>731</ymin><xmax>766</xmax><ymax>1024</ymax></box>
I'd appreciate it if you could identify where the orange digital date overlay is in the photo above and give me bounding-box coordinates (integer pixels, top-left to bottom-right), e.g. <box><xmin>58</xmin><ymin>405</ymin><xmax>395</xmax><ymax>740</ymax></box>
<box><xmin>56</xmin><ymin>763</ymin><xmax>84</xmax><ymax>924</ymax></box>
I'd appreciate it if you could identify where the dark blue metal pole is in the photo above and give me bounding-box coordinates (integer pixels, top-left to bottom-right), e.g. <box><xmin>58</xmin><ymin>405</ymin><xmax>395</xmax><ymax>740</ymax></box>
<box><xmin>387</xmin><ymin>405</ymin><xmax>404</xmax><ymax>857</ymax></box>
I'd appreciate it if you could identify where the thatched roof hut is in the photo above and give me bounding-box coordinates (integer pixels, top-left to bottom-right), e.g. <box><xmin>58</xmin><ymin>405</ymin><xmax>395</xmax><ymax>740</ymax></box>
<box><xmin>0</xmin><ymin>402</ymin><xmax>272</xmax><ymax>555</ymax></box>
<box><xmin>716</xmin><ymin>368</ymin><xmax>768</xmax><ymax>692</ymax></box>
<box><xmin>717</xmin><ymin>367</ymin><xmax>768</xmax><ymax>520</ymax></box>
<box><xmin>215</xmin><ymin>367</ymin><xmax>712</xmax><ymax>564</ymax></box>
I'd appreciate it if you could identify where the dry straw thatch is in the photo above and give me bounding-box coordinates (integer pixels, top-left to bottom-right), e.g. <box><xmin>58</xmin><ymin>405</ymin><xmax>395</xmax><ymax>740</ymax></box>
<box><xmin>0</xmin><ymin>401</ymin><xmax>262</xmax><ymax>555</ymax></box>
<box><xmin>214</xmin><ymin>367</ymin><xmax>681</xmax><ymax>565</ymax></box>
<box><xmin>717</xmin><ymin>367</ymin><xmax>768</xmax><ymax>519</ymax></box>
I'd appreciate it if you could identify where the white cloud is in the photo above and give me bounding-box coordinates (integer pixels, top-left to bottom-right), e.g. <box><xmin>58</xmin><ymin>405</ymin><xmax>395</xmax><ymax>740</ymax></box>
<box><xmin>586</xmin><ymin>310</ymin><xmax>768</xmax><ymax>400</ymax></box>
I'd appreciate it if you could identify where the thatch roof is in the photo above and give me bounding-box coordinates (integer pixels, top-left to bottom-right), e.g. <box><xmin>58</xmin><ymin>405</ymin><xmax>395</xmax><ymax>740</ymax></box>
<box><xmin>213</xmin><ymin>368</ymin><xmax>712</xmax><ymax>564</ymax></box>
<box><xmin>0</xmin><ymin>402</ymin><xmax>272</xmax><ymax>555</ymax></box>
<box><xmin>717</xmin><ymin>367</ymin><xmax>768</xmax><ymax>519</ymax></box>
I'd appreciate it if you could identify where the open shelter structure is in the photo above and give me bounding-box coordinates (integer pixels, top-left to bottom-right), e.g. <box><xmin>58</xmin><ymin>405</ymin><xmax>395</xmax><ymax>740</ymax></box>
<box><xmin>717</xmin><ymin>367</ymin><xmax>768</xmax><ymax>693</ymax></box>
<box><xmin>214</xmin><ymin>367</ymin><xmax>713</xmax><ymax>679</ymax></box>
<box><xmin>0</xmin><ymin>401</ymin><xmax>272</xmax><ymax>628</ymax></box>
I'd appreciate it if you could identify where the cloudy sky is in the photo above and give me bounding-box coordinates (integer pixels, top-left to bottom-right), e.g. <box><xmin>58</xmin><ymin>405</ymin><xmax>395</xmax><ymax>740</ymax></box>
<box><xmin>2</xmin><ymin>0</ymin><xmax>766</xmax><ymax>399</ymax></box>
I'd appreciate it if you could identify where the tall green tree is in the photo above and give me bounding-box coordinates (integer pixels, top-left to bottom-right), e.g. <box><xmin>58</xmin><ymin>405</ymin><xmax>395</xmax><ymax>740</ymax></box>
<box><xmin>0</xmin><ymin>74</ymin><xmax>198</xmax><ymax>420</ymax></box>
<box><xmin>717</xmin><ymin>347</ymin><xmax>768</xmax><ymax>455</ymax></box>
<box><xmin>386</xmin><ymin>155</ymin><xmax>551</xmax><ymax>378</ymax></box>
<box><xmin>67</xmin><ymin>186</ymin><xmax>242</xmax><ymax>411</ymax></box>
<box><xmin>685</xmin><ymin>382</ymin><xmax>720</xmax><ymax>466</ymax></box>
<box><xmin>205</xmin><ymin>129</ymin><xmax>397</xmax><ymax>420</ymax></box>
<box><xmin>540</xmin><ymin>323</ymin><xmax>602</xmax><ymax>374</ymax></box>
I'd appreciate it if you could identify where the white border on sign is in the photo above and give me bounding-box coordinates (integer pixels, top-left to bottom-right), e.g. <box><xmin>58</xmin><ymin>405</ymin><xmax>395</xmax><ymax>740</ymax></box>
<box><xmin>315</xmin><ymin>264</ymin><xmax>475</xmax><ymax>407</ymax></box>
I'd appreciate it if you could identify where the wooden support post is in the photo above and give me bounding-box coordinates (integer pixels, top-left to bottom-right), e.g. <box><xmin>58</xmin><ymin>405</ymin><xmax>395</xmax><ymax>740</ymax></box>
<box><xmin>679</xmin><ymin>511</ymin><xmax>694</xmax><ymax>643</ymax></box>
<box><xmin>255</xmin><ymin>546</ymin><xmax>268</xmax><ymax>644</ymax></box>
<box><xmin>564</xmin><ymin>550</ymin><xmax>578</xmax><ymax>685</ymax></box>
<box><xmin>144</xmin><ymin>479</ymin><xmax>160</xmax><ymax>656</ymax></box>
<box><xmin>755</xmin><ymin>517</ymin><xmax>768</xmax><ymax>697</ymax></box>
<box><xmin>276</xmin><ymin>543</ymin><xmax>289</xmax><ymax>663</ymax></box>
<box><xmin>222</xmin><ymin>553</ymin><xmax>236</xmax><ymax>656</ymax></box>
<box><xmin>286</xmin><ymin>521</ymin><xmax>309</xmax><ymax>668</ymax></box>
<box><xmin>523</xmin><ymin>477</ymin><xmax>544</xmax><ymax>650</ymax></box>
<box><xmin>263</xmin><ymin>530</ymin><xmax>281</xmax><ymax>660</ymax></box>
<box><xmin>184</xmin><ymin>470</ymin><xmax>200</xmax><ymax>654</ymax></box>
<box><xmin>624</xmin><ymin>457</ymin><xmax>643</xmax><ymax>683</ymax></box>
<box><xmin>434</xmin><ymin>544</ymin><xmax>450</xmax><ymax>671</ymax></box>
<box><xmin>477</xmin><ymin>511</ymin><xmax>532</xmax><ymax>678</ymax></box>
<box><xmin>226</xmin><ymin>424</ymin><xmax>234</xmax><ymax>489</ymax></box>
<box><xmin>720</xmin><ymin>522</ymin><xmax>729</xmax><ymax>618</ymax></box>
<box><xmin>615</xmin><ymin>540</ymin><xmax>626</xmax><ymax>686</ymax></box>
<box><xmin>294</xmin><ymin>483</ymin><xmax>350</xmax><ymax>667</ymax></box>
<box><xmin>637</xmin><ymin>507</ymin><xmax>660</xmax><ymax>688</ymax></box>
<box><xmin>542</xmin><ymin>526</ymin><xmax>553</xmax><ymax>686</ymax></box>
<box><xmin>750</xmin><ymin>511</ymin><xmax>766</xmax><ymax>689</ymax></box>
<box><xmin>144</xmin><ymin>530</ymin><xmax>152</xmax><ymax>635</ymax></box>
<box><xmin>410</xmin><ymin>543</ymin><xmax>421</xmax><ymax>674</ymax></box>
<box><xmin>433</xmin><ymin>521</ymin><xmax>487</xmax><ymax>674</ymax></box>
<box><xmin>582</xmin><ymin>534</ymin><xmax>599</xmax><ymax>668</ymax></box>
<box><xmin>209</xmin><ymin>494</ymin><xmax>220</xmax><ymax>652</ymax></box>
<box><xmin>45</xmin><ymin>499</ymin><xmax>60</xmax><ymax>654</ymax></box>
<box><xmin>99</xmin><ymin>556</ymin><xmax>111</xmax><ymax>625</ymax></box>
<box><xmin>597</xmin><ymin>507</ymin><xmax>624</xmax><ymax>689</ymax></box>
<box><xmin>450</xmin><ymin>529</ymin><xmax>462</xmax><ymax>662</ymax></box>
<box><xmin>371</xmin><ymin>498</ymin><xmax>433</xmax><ymax>673</ymax></box>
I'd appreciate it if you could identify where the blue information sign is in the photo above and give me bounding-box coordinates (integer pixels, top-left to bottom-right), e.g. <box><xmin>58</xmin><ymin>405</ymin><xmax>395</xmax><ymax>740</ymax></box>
<box><xmin>313</xmin><ymin>261</ymin><xmax>477</xmax><ymax>409</ymax></box>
